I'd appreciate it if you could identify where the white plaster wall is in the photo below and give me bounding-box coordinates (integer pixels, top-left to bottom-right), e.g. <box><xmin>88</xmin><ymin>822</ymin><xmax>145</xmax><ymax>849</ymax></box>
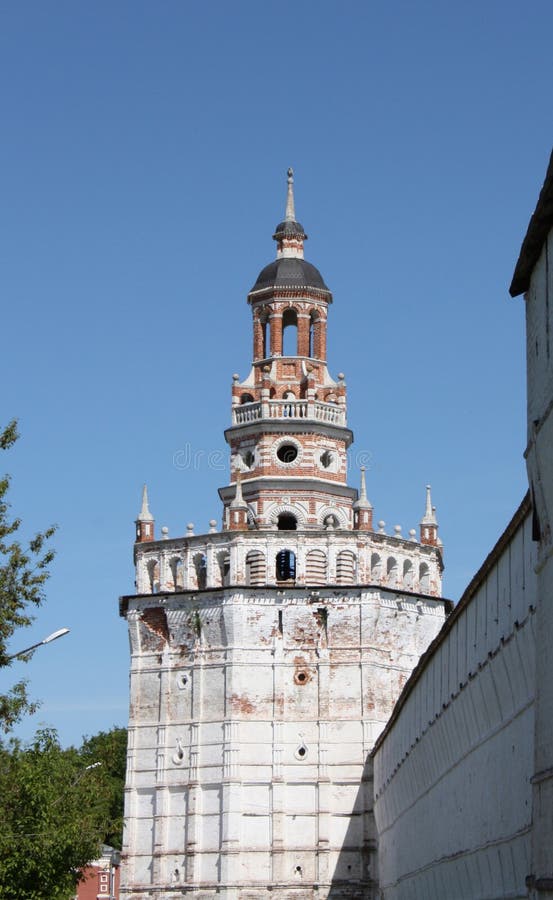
<box><xmin>373</xmin><ymin>508</ymin><xmax>537</xmax><ymax>900</ymax></box>
<box><xmin>120</xmin><ymin>584</ymin><xmax>447</xmax><ymax>899</ymax></box>
<box><xmin>525</xmin><ymin>226</ymin><xmax>553</xmax><ymax>897</ymax></box>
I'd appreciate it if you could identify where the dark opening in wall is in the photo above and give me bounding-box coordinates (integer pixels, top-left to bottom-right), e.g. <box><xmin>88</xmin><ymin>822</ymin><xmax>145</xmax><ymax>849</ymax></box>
<box><xmin>276</xmin><ymin>549</ymin><xmax>296</xmax><ymax>580</ymax></box>
<box><xmin>278</xmin><ymin>512</ymin><xmax>297</xmax><ymax>531</ymax></box>
<box><xmin>277</xmin><ymin>443</ymin><xmax>298</xmax><ymax>463</ymax></box>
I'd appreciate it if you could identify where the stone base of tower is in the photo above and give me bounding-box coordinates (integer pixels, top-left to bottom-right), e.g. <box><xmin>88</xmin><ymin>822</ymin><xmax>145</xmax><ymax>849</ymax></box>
<box><xmin>119</xmin><ymin>583</ymin><xmax>447</xmax><ymax>900</ymax></box>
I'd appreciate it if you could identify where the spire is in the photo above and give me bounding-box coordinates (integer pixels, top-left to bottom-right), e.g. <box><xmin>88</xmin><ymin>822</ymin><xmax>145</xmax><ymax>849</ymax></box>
<box><xmin>421</xmin><ymin>485</ymin><xmax>437</xmax><ymax>525</ymax></box>
<box><xmin>138</xmin><ymin>484</ymin><xmax>154</xmax><ymax>522</ymax></box>
<box><xmin>353</xmin><ymin>466</ymin><xmax>373</xmax><ymax>531</ymax></box>
<box><xmin>135</xmin><ymin>484</ymin><xmax>154</xmax><ymax>543</ymax></box>
<box><xmin>353</xmin><ymin>466</ymin><xmax>372</xmax><ymax>510</ymax></box>
<box><xmin>285</xmin><ymin>167</ymin><xmax>296</xmax><ymax>221</ymax></box>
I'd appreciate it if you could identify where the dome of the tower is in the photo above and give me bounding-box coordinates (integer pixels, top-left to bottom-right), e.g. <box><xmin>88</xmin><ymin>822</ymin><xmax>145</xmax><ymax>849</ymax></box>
<box><xmin>251</xmin><ymin>257</ymin><xmax>329</xmax><ymax>292</ymax></box>
<box><xmin>272</xmin><ymin>219</ymin><xmax>307</xmax><ymax>240</ymax></box>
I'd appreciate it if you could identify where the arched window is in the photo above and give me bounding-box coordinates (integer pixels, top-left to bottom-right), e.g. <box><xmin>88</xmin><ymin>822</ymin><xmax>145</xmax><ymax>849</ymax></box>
<box><xmin>240</xmin><ymin>393</ymin><xmax>254</xmax><ymax>405</ymax></box>
<box><xmin>246</xmin><ymin>550</ymin><xmax>266</xmax><ymax>586</ymax></box>
<box><xmin>419</xmin><ymin>562</ymin><xmax>430</xmax><ymax>592</ymax></box>
<box><xmin>276</xmin><ymin>549</ymin><xmax>296</xmax><ymax>582</ymax></box>
<box><xmin>309</xmin><ymin>311</ymin><xmax>319</xmax><ymax>358</ymax></box>
<box><xmin>282</xmin><ymin>308</ymin><xmax>298</xmax><ymax>356</ymax></box>
<box><xmin>217</xmin><ymin>550</ymin><xmax>230</xmax><ymax>587</ymax></box>
<box><xmin>277</xmin><ymin>512</ymin><xmax>297</xmax><ymax>531</ymax></box>
<box><xmin>336</xmin><ymin>551</ymin><xmax>356</xmax><ymax>585</ymax></box>
<box><xmin>305</xmin><ymin>549</ymin><xmax>327</xmax><ymax>585</ymax></box>
<box><xmin>403</xmin><ymin>559</ymin><xmax>414</xmax><ymax>588</ymax></box>
<box><xmin>387</xmin><ymin>557</ymin><xmax>398</xmax><ymax>587</ymax></box>
<box><xmin>193</xmin><ymin>553</ymin><xmax>207</xmax><ymax>590</ymax></box>
<box><xmin>371</xmin><ymin>553</ymin><xmax>382</xmax><ymax>581</ymax></box>
<box><xmin>169</xmin><ymin>557</ymin><xmax>184</xmax><ymax>591</ymax></box>
<box><xmin>147</xmin><ymin>559</ymin><xmax>160</xmax><ymax>593</ymax></box>
<box><xmin>261</xmin><ymin>314</ymin><xmax>270</xmax><ymax>358</ymax></box>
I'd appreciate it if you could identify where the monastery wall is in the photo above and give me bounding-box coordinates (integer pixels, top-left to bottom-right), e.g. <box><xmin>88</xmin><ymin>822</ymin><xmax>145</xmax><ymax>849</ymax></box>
<box><xmin>522</xmin><ymin>220</ymin><xmax>553</xmax><ymax>898</ymax></box>
<box><xmin>372</xmin><ymin>498</ymin><xmax>537</xmax><ymax>900</ymax></box>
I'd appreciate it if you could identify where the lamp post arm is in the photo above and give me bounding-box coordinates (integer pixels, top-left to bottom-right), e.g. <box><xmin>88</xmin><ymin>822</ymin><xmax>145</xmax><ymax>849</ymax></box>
<box><xmin>5</xmin><ymin>627</ymin><xmax>70</xmax><ymax>662</ymax></box>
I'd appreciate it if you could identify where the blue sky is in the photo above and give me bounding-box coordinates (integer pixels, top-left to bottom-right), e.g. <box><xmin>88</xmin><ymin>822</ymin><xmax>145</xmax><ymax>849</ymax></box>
<box><xmin>1</xmin><ymin>0</ymin><xmax>550</xmax><ymax>746</ymax></box>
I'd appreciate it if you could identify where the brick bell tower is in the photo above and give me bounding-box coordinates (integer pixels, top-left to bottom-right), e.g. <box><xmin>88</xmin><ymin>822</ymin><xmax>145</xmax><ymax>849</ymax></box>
<box><xmin>221</xmin><ymin>168</ymin><xmax>356</xmax><ymax>539</ymax></box>
<box><xmin>120</xmin><ymin>170</ymin><xmax>449</xmax><ymax>900</ymax></box>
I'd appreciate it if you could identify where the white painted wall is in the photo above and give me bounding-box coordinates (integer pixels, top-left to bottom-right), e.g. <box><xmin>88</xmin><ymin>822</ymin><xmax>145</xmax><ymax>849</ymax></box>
<box><xmin>120</xmin><ymin>584</ymin><xmax>447</xmax><ymax>899</ymax></box>
<box><xmin>372</xmin><ymin>505</ymin><xmax>537</xmax><ymax>899</ymax></box>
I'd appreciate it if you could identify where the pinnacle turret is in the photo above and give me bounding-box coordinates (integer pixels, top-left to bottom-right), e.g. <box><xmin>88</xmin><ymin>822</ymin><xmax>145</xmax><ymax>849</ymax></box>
<box><xmin>229</xmin><ymin>471</ymin><xmax>248</xmax><ymax>530</ymax></box>
<box><xmin>353</xmin><ymin>466</ymin><xmax>373</xmax><ymax>531</ymax></box>
<box><xmin>135</xmin><ymin>484</ymin><xmax>155</xmax><ymax>543</ymax></box>
<box><xmin>420</xmin><ymin>485</ymin><xmax>439</xmax><ymax>546</ymax></box>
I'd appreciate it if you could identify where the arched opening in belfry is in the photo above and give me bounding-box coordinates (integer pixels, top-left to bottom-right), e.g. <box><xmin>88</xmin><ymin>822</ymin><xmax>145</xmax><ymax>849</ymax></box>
<box><xmin>261</xmin><ymin>314</ymin><xmax>270</xmax><ymax>358</ymax></box>
<box><xmin>276</xmin><ymin>549</ymin><xmax>296</xmax><ymax>581</ymax></box>
<box><xmin>277</xmin><ymin>512</ymin><xmax>297</xmax><ymax>531</ymax></box>
<box><xmin>282</xmin><ymin>308</ymin><xmax>298</xmax><ymax>356</ymax></box>
<box><xmin>309</xmin><ymin>311</ymin><xmax>319</xmax><ymax>358</ymax></box>
<box><xmin>240</xmin><ymin>393</ymin><xmax>254</xmax><ymax>405</ymax></box>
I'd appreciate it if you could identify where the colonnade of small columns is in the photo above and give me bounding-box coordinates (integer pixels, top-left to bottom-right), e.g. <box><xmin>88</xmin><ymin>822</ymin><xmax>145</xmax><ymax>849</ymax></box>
<box><xmin>252</xmin><ymin>303</ymin><xmax>327</xmax><ymax>362</ymax></box>
<box><xmin>135</xmin><ymin>532</ymin><xmax>440</xmax><ymax>598</ymax></box>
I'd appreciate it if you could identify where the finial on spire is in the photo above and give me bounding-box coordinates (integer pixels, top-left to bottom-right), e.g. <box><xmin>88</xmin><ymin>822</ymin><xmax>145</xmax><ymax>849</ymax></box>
<box><xmin>138</xmin><ymin>484</ymin><xmax>154</xmax><ymax>522</ymax></box>
<box><xmin>285</xmin><ymin>167</ymin><xmax>296</xmax><ymax>222</ymax></box>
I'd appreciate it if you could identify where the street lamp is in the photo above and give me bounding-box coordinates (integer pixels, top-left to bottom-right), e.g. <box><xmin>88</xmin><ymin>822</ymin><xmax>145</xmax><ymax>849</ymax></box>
<box><xmin>5</xmin><ymin>627</ymin><xmax>70</xmax><ymax>661</ymax></box>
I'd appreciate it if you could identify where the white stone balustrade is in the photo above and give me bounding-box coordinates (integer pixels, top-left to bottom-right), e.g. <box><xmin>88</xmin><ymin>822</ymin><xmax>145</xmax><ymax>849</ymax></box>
<box><xmin>232</xmin><ymin>399</ymin><xmax>347</xmax><ymax>427</ymax></box>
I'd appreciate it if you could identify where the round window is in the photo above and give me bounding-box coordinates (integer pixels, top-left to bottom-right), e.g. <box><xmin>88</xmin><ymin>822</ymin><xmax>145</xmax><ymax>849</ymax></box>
<box><xmin>277</xmin><ymin>443</ymin><xmax>298</xmax><ymax>464</ymax></box>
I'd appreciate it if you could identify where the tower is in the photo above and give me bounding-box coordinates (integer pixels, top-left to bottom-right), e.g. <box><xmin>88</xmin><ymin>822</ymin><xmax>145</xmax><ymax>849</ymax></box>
<box><xmin>120</xmin><ymin>172</ymin><xmax>449</xmax><ymax>899</ymax></box>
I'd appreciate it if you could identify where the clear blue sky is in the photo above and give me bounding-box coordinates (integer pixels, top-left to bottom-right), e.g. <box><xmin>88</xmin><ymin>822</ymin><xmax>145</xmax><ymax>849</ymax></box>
<box><xmin>1</xmin><ymin>0</ymin><xmax>550</xmax><ymax>746</ymax></box>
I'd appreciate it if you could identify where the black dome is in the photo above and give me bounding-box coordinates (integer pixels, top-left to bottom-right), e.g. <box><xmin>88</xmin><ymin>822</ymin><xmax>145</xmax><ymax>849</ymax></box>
<box><xmin>272</xmin><ymin>220</ymin><xmax>307</xmax><ymax>239</ymax></box>
<box><xmin>251</xmin><ymin>257</ymin><xmax>329</xmax><ymax>292</ymax></box>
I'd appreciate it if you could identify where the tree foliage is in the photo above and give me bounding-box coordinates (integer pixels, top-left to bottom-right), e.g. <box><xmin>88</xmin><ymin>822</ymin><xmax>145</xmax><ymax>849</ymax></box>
<box><xmin>0</xmin><ymin>726</ymin><xmax>127</xmax><ymax>900</ymax></box>
<box><xmin>80</xmin><ymin>727</ymin><xmax>128</xmax><ymax>850</ymax></box>
<box><xmin>0</xmin><ymin>420</ymin><xmax>56</xmax><ymax>731</ymax></box>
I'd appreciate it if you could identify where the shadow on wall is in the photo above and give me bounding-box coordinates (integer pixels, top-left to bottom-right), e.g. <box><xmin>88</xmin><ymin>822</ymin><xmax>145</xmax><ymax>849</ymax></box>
<box><xmin>328</xmin><ymin>753</ymin><xmax>378</xmax><ymax>899</ymax></box>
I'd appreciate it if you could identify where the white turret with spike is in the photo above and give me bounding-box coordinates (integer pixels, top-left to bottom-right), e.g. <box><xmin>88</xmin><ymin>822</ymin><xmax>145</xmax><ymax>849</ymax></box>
<box><xmin>135</xmin><ymin>484</ymin><xmax>154</xmax><ymax>543</ymax></box>
<box><xmin>420</xmin><ymin>484</ymin><xmax>439</xmax><ymax>546</ymax></box>
<box><xmin>353</xmin><ymin>466</ymin><xmax>374</xmax><ymax>531</ymax></box>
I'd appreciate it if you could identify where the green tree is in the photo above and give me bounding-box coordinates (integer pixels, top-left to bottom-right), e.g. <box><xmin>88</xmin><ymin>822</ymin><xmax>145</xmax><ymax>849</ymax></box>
<box><xmin>0</xmin><ymin>420</ymin><xmax>56</xmax><ymax>731</ymax></box>
<box><xmin>0</xmin><ymin>728</ymin><xmax>114</xmax><ymax>900</ymax></box>
<box><xmin>80</xmin><ymin>726</ymin><xmax>128</xmax><ymax>849</ymax></box>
